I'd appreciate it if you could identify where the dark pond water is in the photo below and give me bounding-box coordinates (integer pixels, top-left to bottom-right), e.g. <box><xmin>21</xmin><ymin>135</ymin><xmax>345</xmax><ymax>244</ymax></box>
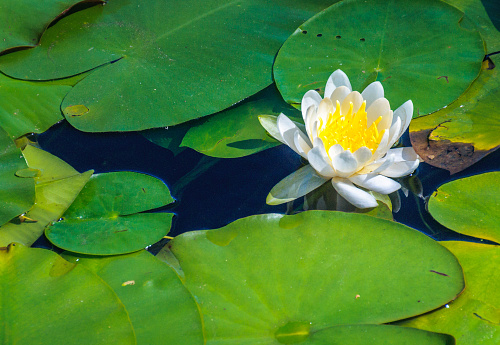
<box><xmin>35</xmin><ymin>119</ymin><xmax>500</xmax><ymax>251</ymax></box>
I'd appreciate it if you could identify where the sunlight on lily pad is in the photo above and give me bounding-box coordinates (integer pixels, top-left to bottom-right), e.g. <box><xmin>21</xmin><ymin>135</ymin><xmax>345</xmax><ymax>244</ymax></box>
<box><xmin>274</xmin><ymin>0</ymin><xmax>484</xmax><ymax>118</ymax></box>
<box><xmin>0</xmin><ymin>0</ymin><xmax>336</xmax><ymax>132</ymax></box>
<box><xmin>0</xmin><ymin>145</ymin><xmax>92</xmax><ymax>247</ymax></box>
<box><xmin>428</xmin><ymin>172</ymin><xmax>500</xmax><ymax>243</ymax></box>
<box><xmin>0</xmin><ymin>243</ymin><xmax>135</xmax><ymax>344</ymax></box>
<box><xmin>163</xmin><ymin>211</ymin><xmax>464</xmax><ymax>344</ymax></box>
<box><xmin>397</xmin><ymin>241</ymin><xmax>500</xmax><ymax>345</ymax></box>
<box><xmin>410</xmin><ymin>55</ymin><xmax>499</xmax><ymax>174</ymax></box>
<box><xmin>46</xmin><ymin>171</ymin><xmax>175</xmax><ymax>255</ymax></box>
<box><xmin>0</xmin><ymin>128</ymin><xmax>35</xmax><ymax>227</ymax></box>
<box><xmin>62</xmin><ymin>250</ymin><xmax>204</xmax><ymax>345</ymax></box>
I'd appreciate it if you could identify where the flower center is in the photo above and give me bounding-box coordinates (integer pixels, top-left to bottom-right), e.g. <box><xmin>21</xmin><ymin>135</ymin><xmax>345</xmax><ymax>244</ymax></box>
<box><xmin>317</xmin><ymin>100</ymin><xmax>384</xmax><ymax>154</ymax></box>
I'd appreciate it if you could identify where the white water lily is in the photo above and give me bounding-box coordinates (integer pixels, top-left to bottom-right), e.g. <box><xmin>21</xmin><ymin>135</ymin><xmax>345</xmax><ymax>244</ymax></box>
<box><xmin>260</xmin><ymin>69</ymin><xmax>420</xmax><ymax>208</ymax></box>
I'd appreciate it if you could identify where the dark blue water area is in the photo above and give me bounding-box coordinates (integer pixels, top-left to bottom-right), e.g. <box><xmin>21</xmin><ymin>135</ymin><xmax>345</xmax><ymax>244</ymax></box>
<box><xmin>35</xmin><ymin>120</ymin><xmax>499</xmax><ymax>251</ymax></box>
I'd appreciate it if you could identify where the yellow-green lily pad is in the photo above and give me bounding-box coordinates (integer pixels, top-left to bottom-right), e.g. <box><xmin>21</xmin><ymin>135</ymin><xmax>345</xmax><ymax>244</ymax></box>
<box><xmin>62</xmin><ymin>250</ymin><xmax>204</xmax><ymax>345</ymax></box>
<box><xmin>46</xmin><ymin>171</ymin><xmax>175</xmax><ymax>255</ymax></box>
<box><xmin>410</xmin><ymin>54</ymin><xmax>499</xmax><ymax>174</ymax></box>
<box><xmin>397</xmin><ymin>241</ymin><xmax>500</xmax><ymax>345</ymax></box>
<box><xmin>0</xmin><ymin>127</ymin><xmax>35</xmax><ymax>227</ymax></box>
<box><xmin>0</xmin><ymin>243</ymin><xmax>135</xmax><ymax>344</ymax></box>
<box><xmin>427</xmin><ymin>172</ymin><xmax>500</xmax><ymax>243</ymax></box>
<box><xmin>164</xmin><ymin>211</ymin><xmax>464</xmax><ymax>344</ymax></box>
<box><xmin>0</xmin><ymin>145</ymin><xmax>92</xmax><ymax>247</ymax></box>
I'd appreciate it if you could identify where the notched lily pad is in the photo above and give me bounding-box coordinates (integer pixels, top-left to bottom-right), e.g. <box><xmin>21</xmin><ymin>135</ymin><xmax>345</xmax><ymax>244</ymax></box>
<box><xmin>164</xmin><ymin>211</ymin><xmax>464</xmax><ymax>344</ymax></box>
<box><xmin>274</xmin><ymin>0</ymin><xmax>484</xmax><ymax>118</ymax></box>
<box><xmin>427</xmin><ymin>172</ymin><xmax>500</xmax><ymax>243</ymax></box>
<box><xmin>46</xmin><ymin>171</ymin><xmax>175</xmax><ymax>255</ymax></box>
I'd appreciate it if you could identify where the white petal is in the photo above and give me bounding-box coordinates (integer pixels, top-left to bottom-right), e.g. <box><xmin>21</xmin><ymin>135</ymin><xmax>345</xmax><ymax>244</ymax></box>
<box><xmin>267</xmin><ymin>165</ymin><xmax>328</xmax><ymax>205</ymax></box>
<box><xmin>359</xmin><ymin>154</ymin><xmax>396</xmax><ymax>175</ymax></box>
<box><xmin>340</xmin><ymin>91</ymin><xmax>363</xmax><ymax>115</ymax></box>
<box><xmin>331</xmin><ymin>178</ymin><xmax>378</xmax><ymax>208</ymax></box>
<box><xmin>328</xmin><ymin>144</ymin><xmax>344</xmax><ymax>159</ymax></box>
<box><xmin>371</xmin><ymin>130</ymin><xmax>390</xmax><ymax>161</ymax></box>
<box><xmin>258</xmin><ymin>115</ymin><xmax>284</xmax><ymax>143</ymax></box>
<box><xmin>318</xmin><ymin>97</ymin><xmax>334</xmax><ymax>121</ymax></box>
<box><xmin>301</xmin><ymin>90</ymin><xmax>322</xmax><ymax>122</ymax></box>
<box><xmin>324</xmin><ymin>76</ymin><xmax>336</xmax><ymax>100</ymax></box>
<box><xmin>386</xmin><ymin>147</ymin><xmax>419</xmax><ymax>162</ymax></box>
<box><xmin>366</xmin><ymin>97</ymin><xmax>392</xmax><ymax>130</ymax></box>
<box><xmin>349</xmin><ymin>174</ymin><xmax>401</xmax><ymax>194</ymax></box>
<box><xmin>305</xmin><ymin>105</ymin><xmax>318</xmax><ymax>139</ymax></box>
<box><xmin>277</xmin><ymin>114</ymin><xmax>304</xmax><ymax>155</ymax></box>
<box><xmin>386</xmin><ymin>116</ymin><xmax>402</xmax><ymax>149</ymax></box>
<box><xmin>331</xmin><ymin>150</ymin><xmax>358</xmax><ymax>177</ymax></box>
<box><xmin>312</xmin><ymin>137</ymin><xmax>332</xmax><ymax>160</ymax></box>
<box><xmin>393</xmin><ymin>100</ymin><xmax>413</xmax><ymax>138</ymax></box>
<box><xmin>353</xmin><ymin>147</ymin><xmax>372</xmax><ymax>168</ymax></box>
<box><xmin>294</xmin><ymin>130</ymin><xmax>312</xmax><ymax>159</ymax></box>
<box><xmin>329</xmin><ymin>86</ymin><xmax>351</xmax><ymax>107</ymax></box>
<box><xmin>379</xmin><ymin>160</ymin><xmax>420</xmax><ymax>178</ymax></box>
<box><xmin>329</xmin><ymin>69</ymin><xmax>352</xmax><ymax>91</ymax></box>
<box><xmin>361</xmin><ymin>81</ymin><xmax>384</xmax><ymax>108</ymax></box>
<box><xmin>307</xmin><ymin>146</ymin><xmax>335</xmax><ymax>177</ymax></box>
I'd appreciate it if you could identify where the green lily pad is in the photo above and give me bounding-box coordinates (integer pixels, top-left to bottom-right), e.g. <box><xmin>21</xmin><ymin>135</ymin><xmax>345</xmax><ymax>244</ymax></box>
<box><xmin>397</xmin><ymin>241</ymin><xmax>500</xmax><ymax>345</ymax></box>
<box><xmin>46</xmin><ymin>171</ymin><xmax>175</xmax><ymax>255</ymax></box>
<box><xmin>62</xmin><ymin>250</ymin><xmax>204</xmax><ymax>344</ymax></box>
<box><xmin>273</xmin><ymin>0</ymin><xmax>484</xmax><ymax>117</ymax></box>
<box><xmin>0</xmin><ymin>0</ymin><xmax>85</xmax><ymax>52</ymax></box>
<box><xmin>164</xmin><ymin>211</ymin><xmax>464</xmax><ymax>344</ymax></box>
<box><xmin>0</xmin><ymin>145</ymin><xmax>93</xmax><ymax>247</ymax></box>
<box><xmin>427</xmin><ymin>172</ymin><xmax>500</xmax><ymax>243</ymax></box>
<box><xmin>0</xmin><ymin>243</ymin><xmax>135</xmax><ymax>344</ymax></box>
<box><xmin>0</xmin><ymin>127</ymin><xmax>35</xmax><ymax>227</ymax></box>
<box><xmin>0</xmin><ymin>0</ymin><xmax>337</xmax><ymax>132</ymax></box>
<box><xmin>145</xmin><ymin>85</ymin><xmax>301</xmax><ymax>158</ymax></box>
<box><xmin>0</xmin><ymin>73</ymin><xmax>70</xmax><ymax>140</ymax></box>
<box><xmin>444</xmin><ymin>0</ymin><xmax>500</xmax><ymax>49</ymax></box>
<box><xmin>409</xmin><ymin>54</ymin><xmax>499</xmax><ymax>174</ymax></box>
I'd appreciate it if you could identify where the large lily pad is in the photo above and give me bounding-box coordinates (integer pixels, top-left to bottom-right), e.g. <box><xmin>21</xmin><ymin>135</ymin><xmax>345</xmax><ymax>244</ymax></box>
<box><xmin>46</xmin><ymin>171</ymin><xmax>175</xmax><ymax>255</ymax></box>
<box><xmin>145</xmin><ymin>85</ymin><xmax>301</xmax><ymax>158</ymax></box>
<box><xmin>164</xmin><ymin>211</ymin><xmax>464</xmax><ymax>344</ymax></box>
<box><xmin>427</xmin><ymin>172</ymin><xmax>500</xmax><ymax>243</ymax></box>
<box><xmin>0</xmin><ymin>145</ymin><xmax>92</xmax><ymax>247</ymax></box>
<box><xmin>0</xmin><ymin>0</ymin><xmax>86</xmax><ymax>52</ymax></box>
<box><xmin>409</xmin><ymin>54</ymin><xmax>499</xmax><ymax>174</ymax></box>
<box><xmin>274</xmin><ymin>0</ymin><xmax>484</xmax><ymax>117</ymax></box>
<box><xmin>0</xmin><ymin>0</ymin><xmax>337</xmax><ymax>132</ymax></box>
<box><xmin>62</xmin><ymin>250</ymin><xmax>204</xmax><ymax>344</ymax></box>
<box><xmin>0</xmin><ymin>127</ymin><xmax>35</xmax><ymax>227</ymax></box>
<box><xmin>0</xmin><ymin>243</ymin><xmax>135</xmax><ymax>344</ymax></box>
<box><xmin>398</xmin><ymin>241</ymin><xmax>500</xmax><ymax>345</ymax></box>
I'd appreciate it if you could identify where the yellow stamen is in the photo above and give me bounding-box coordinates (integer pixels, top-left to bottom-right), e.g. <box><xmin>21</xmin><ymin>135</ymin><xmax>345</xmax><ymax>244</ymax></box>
<box><xmin>317</xmin><ymin>100</ymin><xmax>385</xmax><ymax>155</ymax></box>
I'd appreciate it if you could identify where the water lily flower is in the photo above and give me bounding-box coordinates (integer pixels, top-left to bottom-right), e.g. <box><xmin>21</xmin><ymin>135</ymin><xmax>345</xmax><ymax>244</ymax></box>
<box><xmin>260</xmin><ymin>69</ymin><xmax>420</xmax><ymax>208</ymax></box>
